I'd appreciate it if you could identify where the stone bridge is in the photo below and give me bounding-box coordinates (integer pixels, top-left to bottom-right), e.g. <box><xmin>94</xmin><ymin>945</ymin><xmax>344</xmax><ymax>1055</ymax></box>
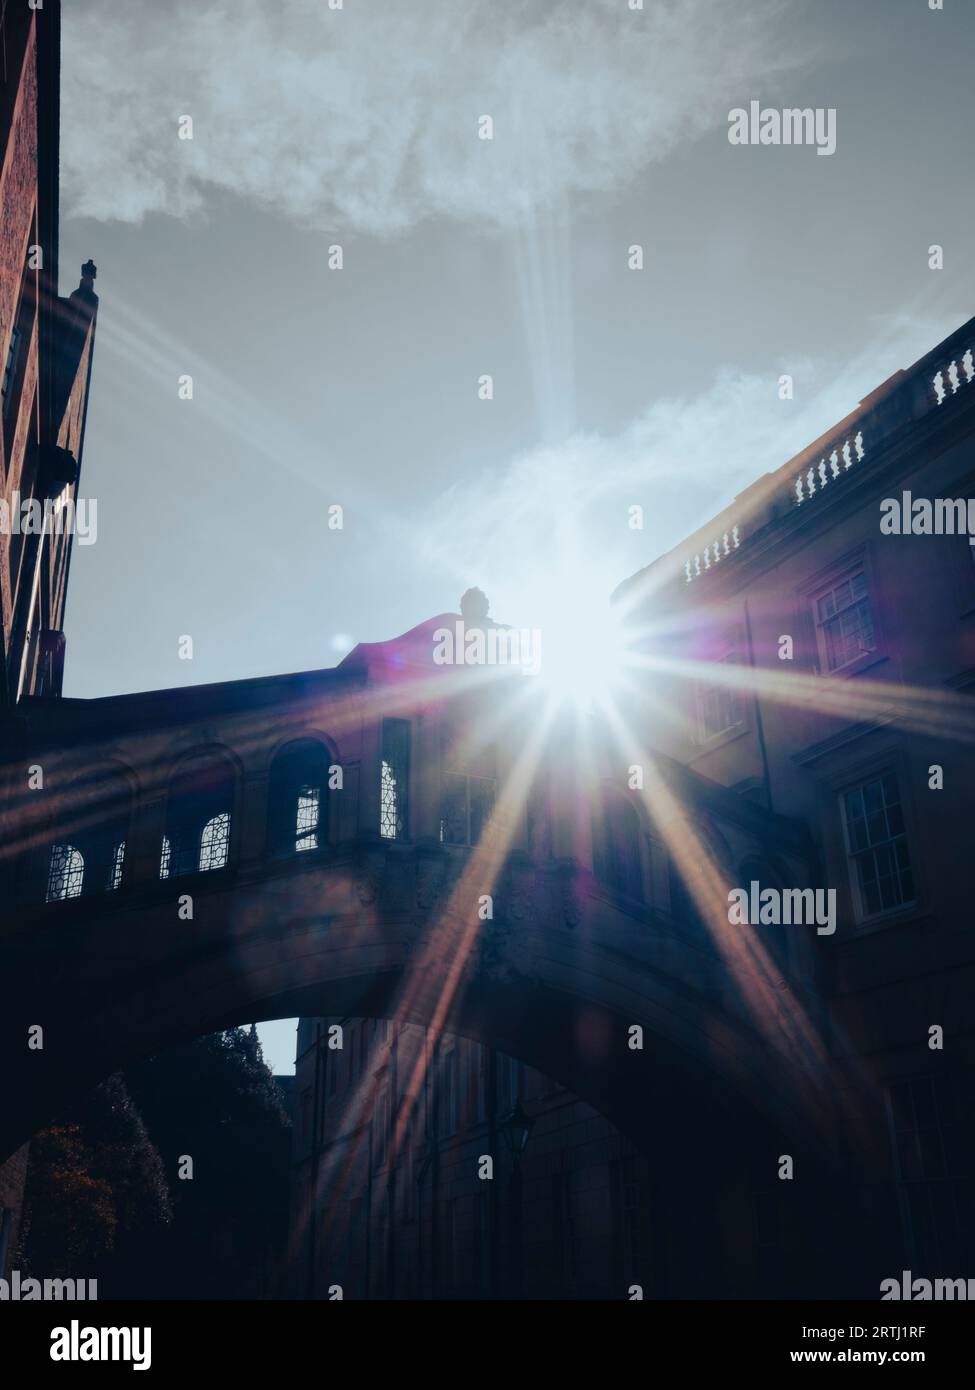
<box><xmin>0</xmin><ymin>616</ymin><xmax>842</xmax><ymax>1242</ymax></box>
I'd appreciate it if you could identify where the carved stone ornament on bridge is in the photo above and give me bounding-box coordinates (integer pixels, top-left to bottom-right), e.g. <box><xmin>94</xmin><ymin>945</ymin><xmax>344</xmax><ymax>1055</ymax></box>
<box><xmin>415</xmin><ymin>855</ymin><xmax>447</xmax><ymax>911</ymax></box>
<box><xmin>501</xmin><ymin>869</ymin><xmax>535</xmax><ymax>925</ymax></box>
<box><xmin>353</xmin><ymin>851</ymin><xmax>385</xmax><ymax>909</ymax></box>
<box><xmin>474</xmin><ymin>911</ymin><xmax>513</xmax><ymax>982</ymax></box>
<box><xmin>354</xmin><ymin>873</ymin><xmax>379</xmax><ymax>908</ymax></box>
<box><xmin>380</xmin><ymin>855</ymin><xmax>412</xmax><ymax>914</ymax></box>
<box><xmin>560</xmin><ymin>868</ymin><xmax>586</xmax><ymax>929</ymax></box>
<box><xmin>473</xmin><ymin>910</ymin><xmax>540</xmax><ymax>989</ymax></box>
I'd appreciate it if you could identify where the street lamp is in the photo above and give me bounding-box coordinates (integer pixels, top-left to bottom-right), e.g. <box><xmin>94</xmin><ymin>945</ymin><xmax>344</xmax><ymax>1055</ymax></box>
<box><xmin>499</xmin><ymin>1097</ymin><xmax>535</xmax><ymax>1158</ymax></box>
<box><xmin>498</xmin><ymin>1096</ymin><xmax>534</xmax><ymax>1299</ymax></box>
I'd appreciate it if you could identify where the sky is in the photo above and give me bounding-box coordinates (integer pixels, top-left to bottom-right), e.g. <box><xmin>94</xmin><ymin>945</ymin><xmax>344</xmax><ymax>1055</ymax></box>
<box><xmin>55</xmin><ymin>0</ymin><xmax>975</xmax><ymax>1072</ymax></box>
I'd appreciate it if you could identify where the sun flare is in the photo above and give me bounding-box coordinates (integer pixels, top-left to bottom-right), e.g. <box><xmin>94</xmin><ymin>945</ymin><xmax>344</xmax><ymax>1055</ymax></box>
<box><xmin>521</xmin><ymin>573</ymin><xmax>632</xmax><ymax>712</ymax></box>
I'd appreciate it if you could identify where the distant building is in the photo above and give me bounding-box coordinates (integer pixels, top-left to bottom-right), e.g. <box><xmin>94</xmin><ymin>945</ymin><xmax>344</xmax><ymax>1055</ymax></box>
<box><xmin>292</xmin><ymin>1018</ymin><xmax>650</xmax><ymax>1299</ymax></box>
<box><xmin>274</xmin><ymin>1075</ymin><xmax>296</xmax><ymax>1122</ymax></box>
<box><xmin>0</xmin><ymin>0</ymin><xmax>99</xmax><ymax>1276</ymax></box>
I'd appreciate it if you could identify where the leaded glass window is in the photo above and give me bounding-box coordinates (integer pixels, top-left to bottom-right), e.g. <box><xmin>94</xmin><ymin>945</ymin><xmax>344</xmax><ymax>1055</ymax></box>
<box><xmin>199</xmin><ymin>813</ymin><xmax>231</xmax><ymax>871</ymax></box>
<box><xmin>380</xmin><ymin>719</ymin><xmax>410</xmax><ymax>840</ymax></box>
<box><xmin>267</xmin><ymin>741</ymin><xmax>329</xmax><ymax>857</ymax></box>
<box><xmin>163</xmin><ymin>758</ymin><xmax>235</xmax><ymax>878</ymax></box>
<box><xmin>109</xmin><ymin>840</ymin><xmax>125</xmax><ymax>891</ymax></box>
<box><xmin>46</xmin><ymin>844</ymin><xmax>84</xmax><ymax>901</ymax></box>
<box><xmin>295</xmin><ymin>786</ymin><xmax>321</xmax><ymax>852</ymax></box>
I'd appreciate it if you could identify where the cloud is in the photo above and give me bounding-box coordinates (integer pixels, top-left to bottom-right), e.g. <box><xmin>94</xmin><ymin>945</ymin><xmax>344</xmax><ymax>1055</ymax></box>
<box><xmin>412</xmin><ymin>311</ymin><xmax>959</xmax><ymax>614</ymax></box>
<box><xmin>62</xmin><ymin>0</ymin><xmax>799</xmax><ymax>234</ymax></box>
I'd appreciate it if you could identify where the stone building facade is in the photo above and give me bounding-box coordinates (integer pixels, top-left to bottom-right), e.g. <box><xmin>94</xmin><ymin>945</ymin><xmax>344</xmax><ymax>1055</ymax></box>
<box><xmin>614</xmin><ymin>317</ymin><xmax>975</xmax><ymax>1290</ymax></box>
<box><xmin>292</xmin><ymin>1017</ymin><xmax>652</xmax><ymax>1300</ymax></box>
<box><xmin>0</xmin><ymin>0</ymin><xmax>99</xmax><ymax>1277</ymax></box>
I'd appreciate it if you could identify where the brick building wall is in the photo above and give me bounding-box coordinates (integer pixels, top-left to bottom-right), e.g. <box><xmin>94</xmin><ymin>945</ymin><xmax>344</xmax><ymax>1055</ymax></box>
<box><xmin>0</xmin><ymin>0</ymin><xmax>99</xmax><ymax>1275</ymax></box>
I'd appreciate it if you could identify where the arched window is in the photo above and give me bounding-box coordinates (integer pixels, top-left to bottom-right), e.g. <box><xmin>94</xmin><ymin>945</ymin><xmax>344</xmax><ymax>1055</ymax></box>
<box><xmin>162</xmin><ymin>756</ymin><xmax>235</xmax><ymax>878</ymax></box>
<box><xmin>592</xmin><ymin>794</ymin><xmax>644</xmax><ymax>902</ymax></box>
<box><xmin>46</xmin><ymin>845</ymin><xmax>85</xmax><ymax>901</ymax></box>
<box><xmin>200</xmin><ymin>813</ymin><xmax>230</xmax><ymax>871</ymax></box>
<box><xmin>110</xmin><ymin>840</ymin><xmax>126</xmax><ymax>891</ymax></box>
<box><xmin>267</xmin><ymin>740</ymin><xmax>331</xmax><ymax>858</ymax></box>
<box><xmin>42</xmin><ymin>769</ymin><xmax>130</xmax><ymax>901</ymax></box>
<box><xmin>380</xmin><ymin>720</ymin><xmax>410</xmax><ymax>841</ymax></box>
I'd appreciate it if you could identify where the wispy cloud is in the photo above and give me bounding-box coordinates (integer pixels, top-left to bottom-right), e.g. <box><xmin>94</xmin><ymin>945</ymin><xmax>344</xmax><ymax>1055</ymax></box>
<box><xmin>62</xmin><ymin>0</ymin><xmax>799</xmax><ymax>234</ymax></box>
<box><xmin>413</xmin><ymin>309</ymin><xmax>961</xmax><ymax>615</ymax></box>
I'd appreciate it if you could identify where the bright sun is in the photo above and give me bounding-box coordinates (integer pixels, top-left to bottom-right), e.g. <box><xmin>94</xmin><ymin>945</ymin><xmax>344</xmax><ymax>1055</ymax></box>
<box><xmin>522</xmin><ymin>574</ymin><xmax>631</xmax><ymax>712</ymax></box>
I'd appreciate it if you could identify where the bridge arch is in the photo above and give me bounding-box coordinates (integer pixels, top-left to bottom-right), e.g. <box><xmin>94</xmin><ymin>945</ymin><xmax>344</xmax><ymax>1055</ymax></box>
<box><xmin>0</xmin><ymin>657</ymin><xmax>844</xmax><ymax>1299</ymax></box>
<box><xmin>1</xmin><ymin>834</ymin><xmax>839</xmax><ymax>1169</ymax></box>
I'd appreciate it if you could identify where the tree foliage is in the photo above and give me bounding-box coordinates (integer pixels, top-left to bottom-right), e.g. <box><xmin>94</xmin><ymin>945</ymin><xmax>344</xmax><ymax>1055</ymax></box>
<box><xmin>22</xmin><ymin>1074</ymin><xmax>170</xmax><ymax>1281</ymax></box>
<box><xmin>125</xmin><ymin>1026</ymin><xmax>292</xmax><ymax>1297</ymax></box>
<box><xmin>22</xmin><ymin>1027</ymin><xmax>291</xmax><ymax>1298</ymax></box>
